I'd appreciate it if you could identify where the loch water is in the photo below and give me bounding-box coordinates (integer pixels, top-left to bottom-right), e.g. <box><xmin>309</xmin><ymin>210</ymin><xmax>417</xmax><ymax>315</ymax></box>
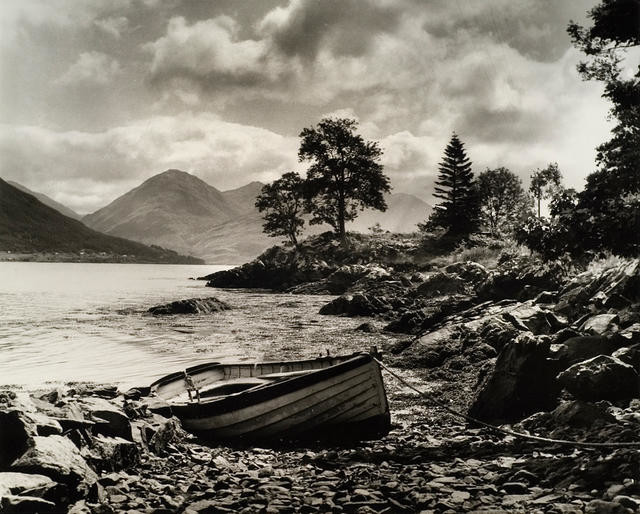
<box><xmin>0</xmin><ymin>262</ymin><xmax>395</xmax><ymax>387</ymax></box>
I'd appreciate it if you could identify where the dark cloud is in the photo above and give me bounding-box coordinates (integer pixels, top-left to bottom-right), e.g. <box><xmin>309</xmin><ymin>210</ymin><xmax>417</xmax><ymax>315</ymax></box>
<box><xmin>259</xmin><ymin>0</ymin><xmax>403</xmax><ymax>59</ymax></box>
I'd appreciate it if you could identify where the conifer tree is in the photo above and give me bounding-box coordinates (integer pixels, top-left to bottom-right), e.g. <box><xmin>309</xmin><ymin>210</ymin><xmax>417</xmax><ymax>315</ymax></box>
<box><xmin>425</xmin><ymin>133</ymin><xmax>479</xmax><ymax>235</ymax></box>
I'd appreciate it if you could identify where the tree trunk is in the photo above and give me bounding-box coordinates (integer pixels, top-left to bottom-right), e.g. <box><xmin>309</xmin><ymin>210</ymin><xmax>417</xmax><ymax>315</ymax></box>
<box><xmin>537</xmin><ymin>197</ymin><xmax>541</xmax><ymax>218</ymax></box>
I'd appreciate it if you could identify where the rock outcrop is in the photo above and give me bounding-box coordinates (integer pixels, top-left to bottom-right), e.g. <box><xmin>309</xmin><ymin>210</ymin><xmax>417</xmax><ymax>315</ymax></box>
<box><xmin>148</xmin><ymin>297</ymin><xmax>231</xmax><ymax>315</ymax></box>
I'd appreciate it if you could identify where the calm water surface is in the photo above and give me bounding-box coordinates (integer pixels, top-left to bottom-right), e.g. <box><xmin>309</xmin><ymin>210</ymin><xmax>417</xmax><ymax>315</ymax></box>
<box><xmin>0</xmin><ymin>262</ymin><xmax>397</xmax><ymax>387</ymax></box>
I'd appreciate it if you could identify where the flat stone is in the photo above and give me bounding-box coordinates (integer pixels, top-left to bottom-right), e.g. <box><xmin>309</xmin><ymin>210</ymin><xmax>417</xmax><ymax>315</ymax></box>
<box><xmin>0</xmin><ymin>471</ymin><xmax>57</xmax><ymax>496</ymax></box>
<box><xmin>1</xmin><ymin>494</ymin><xmax>57</xmax><ymax>513</ymax></box>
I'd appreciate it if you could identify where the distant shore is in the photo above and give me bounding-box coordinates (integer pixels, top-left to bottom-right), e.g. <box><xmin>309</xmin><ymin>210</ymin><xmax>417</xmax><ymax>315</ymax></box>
<box><xmin>0</xmin><ymin>251</ymin><xmax>208</xmax><ymax>264</ymax></box>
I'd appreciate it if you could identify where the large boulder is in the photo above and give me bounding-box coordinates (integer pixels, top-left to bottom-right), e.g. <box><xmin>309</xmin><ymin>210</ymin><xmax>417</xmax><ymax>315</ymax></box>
<box><xmin>550</xmin><ymin>335</ymin><xmax>625</xmax><ymax>367</ymax></box>
<box><xmin>0</xmin><ymin>472</ymin><xmax>66</xmax><ymax>506</ymax></box>
<box><xmin>477</xmin><ymin>257</ymin><xmax>567</xmax><ymax>301</ymax></box>
<box><xmin>78</xmin><ymin>398</ymin><xmax>132</xmax><ymax>441</ymax></box>
<box><xmin>468</xmin><ymin>333</ymin><xmax>560</xmax><ymax>423</ymax></box>
<box><xmin>319</xmin><ymin>294</ymin><xmax>393</xmax><ymax>317</ymax></box>
<box><xmin>82</xmin><ymin>435</ymin><xmax>140</xmax><ymax>472</ymax></box>
<box><xmin>444</xmin><ymin>261</ymin><xmax>489</xmax><ymax>286</ymax></box>
<box><xmin>0</xmin><ymin>410</ymin><xmax>35</xmax><ymax>468</ymax></box>
<box><xmin>415</xmin><ymin>272</ymin><xmax>467</xmax><ymax>298</ymax></box>
<box><xmin>506</xmin><ymin>302</ymin><xmax>566</xmax><ymax>335</ymax></box>
<box><xmin>478</xmin><ymin>316</ymin><xmax>523</xmax><ymax>353</ymax></box>
<box><xmin>579</xmin><ymin>314</ymin><xmax>620</xmax><ymax>336</ymax></box>
<box><xmin>325</xmin><ymin>265</ymin><xmax>377</xmax><ymax>294</ymax></box>
<box><xmin>557</xmin><ymin>355</ymin><xmax>639</xmax><ymax>401</ymax></box>
<box><xmin>555</xmin><ymin>260</ymin><xmax>640</xmax><ymax>320</ymax></box>
<box><xmin>11</xmin><ymin>435</ymin><xmax>97</xmax><ymax>493</ymax></box>
<box><xmin>612</xmin><ymin>344</ymin><xmax>640</xmax><ymax>369</ymax></box>
<box><xmin>393</xmin><ymin>326</ymin><xmax>463</xmax><ymax>368</ymax></box>
<box><xmin>148</xmin><ymin>297</ymin><xmax>231</xmax><ymax>315</ymax></box>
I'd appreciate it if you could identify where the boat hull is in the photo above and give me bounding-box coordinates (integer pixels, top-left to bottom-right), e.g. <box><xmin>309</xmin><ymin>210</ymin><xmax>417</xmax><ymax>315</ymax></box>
<box><xmin>153</xmin><ymin>354</ymin><xmax>390</xmax><ymax>441</ymax></box>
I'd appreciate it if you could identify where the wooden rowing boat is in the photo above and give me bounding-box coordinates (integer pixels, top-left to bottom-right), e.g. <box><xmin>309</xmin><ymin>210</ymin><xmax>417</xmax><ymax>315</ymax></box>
<box><xmin>149</xmin><ymin>352</ymin><xmax>390</xmax><ymax>441</ymax></box>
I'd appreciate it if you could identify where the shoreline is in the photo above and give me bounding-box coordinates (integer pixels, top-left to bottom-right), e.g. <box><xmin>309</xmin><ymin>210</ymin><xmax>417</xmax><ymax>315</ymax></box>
<box><xmin>2</xmin><ymin>366</ymin><xmax>638</xmax><ymax>513</ymax></box>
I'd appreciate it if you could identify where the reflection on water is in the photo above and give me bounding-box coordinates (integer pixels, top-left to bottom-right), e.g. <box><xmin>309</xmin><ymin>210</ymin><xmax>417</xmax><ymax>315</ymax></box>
<box><xmin>0</xmin><ymin>262</ymin><xmax>398</xmax><ymax>388</ymax></box>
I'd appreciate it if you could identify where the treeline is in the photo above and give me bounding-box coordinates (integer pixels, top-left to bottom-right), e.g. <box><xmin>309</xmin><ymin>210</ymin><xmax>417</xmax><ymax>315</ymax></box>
<box><xmin>256</xmin><ymin>0</ymin><xmax>639</xmax><ymax>260</ymax></box>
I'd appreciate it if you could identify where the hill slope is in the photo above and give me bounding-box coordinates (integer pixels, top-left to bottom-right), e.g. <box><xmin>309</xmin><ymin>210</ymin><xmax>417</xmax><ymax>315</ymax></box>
<box><xmin>82</xmin><ymin>170</ymin><xmax>432</xmax><ymax>263</ymax></box>
<box><xmin>0</xmin><ymin>178</ymin><xmax>202</xmax><ymax>263</ymax></box>
<box><xmin>83</xmin><ymin>170</ymin><xmax>239</xmax><ymax>255</ymax></box>
<box><xmin>7</xmin><ymin>180</ymin><xmax>81</xmax><ymax>220</ymax></box>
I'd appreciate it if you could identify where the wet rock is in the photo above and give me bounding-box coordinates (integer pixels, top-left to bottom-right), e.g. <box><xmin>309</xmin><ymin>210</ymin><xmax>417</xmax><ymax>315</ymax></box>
<box><xmin>580</xmin><ymin>314</ymin><xmax>620</xmax><ymax>336</ymax></box>
<box><xmin>70</xmin><ymin>385</ymin><xmax>119</xmax><ymax>399</ymax></box>
<box><xmin>149</xmin><ymin>297</ymin><xmax>231</xmax><ymax>315</ymax></box>
<box><xmin>468</xmin><ymin>333</ymin><xmax>560</xmax><ymax>423</ymax></box>
<box><xmin>11</xmin><ymin>435</ymin><xmax>97</xmax><ymax>493</ymax></box>
<box><xmin>557</xmin><ymin>355</ymin><xmax>639</xmax><ymax>401</ymax></box>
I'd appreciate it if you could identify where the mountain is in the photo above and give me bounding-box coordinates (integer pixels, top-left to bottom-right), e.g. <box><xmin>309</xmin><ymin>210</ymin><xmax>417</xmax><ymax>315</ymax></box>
<box><xmin>82</xmin><ymin>170</ymin><xmax>431</xmax><ymax>263</ymax></box>
<box><xmin>83</xmin><ymin>169</ymin><xmax>240</xmax><ymax>257</ymax></box>
<box><xmin>349</xmin><ymin>193</ymin><xmax>431</xmax><ymax>233</ymax></box>
<box><xmin>7</xmin><ymin>180</ymin><xmax>82</xmax><ymax>220</ymax></box>
<box><xmin>0</xmin><ymin>178</ymin><xmax>202</xmax><ymax>263</ymax></box>
<box><xmin>221</xmin><ymin>182</ymin><xmax>264</xmax><ymax>214</ymax></box>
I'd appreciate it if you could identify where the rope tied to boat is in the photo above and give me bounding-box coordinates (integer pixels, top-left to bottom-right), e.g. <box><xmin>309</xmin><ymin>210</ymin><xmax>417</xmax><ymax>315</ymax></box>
<box><xmin>374</xmin><ymin>358</ymin><xmax>640</xmax><ymax>449</ymax></box>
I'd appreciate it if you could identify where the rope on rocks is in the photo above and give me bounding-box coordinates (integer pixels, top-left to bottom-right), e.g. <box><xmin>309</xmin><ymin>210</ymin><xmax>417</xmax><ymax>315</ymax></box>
<box><xmin>374</xmin><ymin>358</ymin><xmax>640</xmax><ymax>449</ymax></box>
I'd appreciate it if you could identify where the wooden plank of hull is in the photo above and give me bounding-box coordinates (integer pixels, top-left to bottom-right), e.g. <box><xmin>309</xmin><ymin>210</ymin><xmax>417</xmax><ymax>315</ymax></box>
<box><xmin>216</xmin><ymin>374</ymin><xmax>380</xmax><ymax>439</ymax></box>
<box><xmin>177</xmin><ymin>357</ymin><xmax>389</xmax><ymax>440</ymax></box>
<box><xmin>182</xmin><ymin>362</ymin><xmax>374</xmax><ymax>432</ymax></box>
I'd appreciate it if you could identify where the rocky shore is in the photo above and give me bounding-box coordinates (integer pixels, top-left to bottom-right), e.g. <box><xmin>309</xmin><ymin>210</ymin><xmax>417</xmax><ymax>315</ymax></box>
<box><xmin>1</xmin><ymin>366</ymin><xmax>638</xmax><ymax>513</ymax></box>
<box><xmin>3</xmin><ymin>234</ymin><xmax>639</xmax><ymax>513</ymax></box>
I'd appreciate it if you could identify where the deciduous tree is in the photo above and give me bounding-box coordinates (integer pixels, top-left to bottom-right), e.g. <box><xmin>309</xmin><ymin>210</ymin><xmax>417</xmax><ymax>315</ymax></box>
<box><xmin>477</xmin><ymin>167</ymin><xmax>528</xmax><ymax>235</ymax></box>
<box><xmin>529</xmin><ymin>163</ymin><xmax>562</xmax><ymax>218</ymax></box>
<box><xmin>567</xmin><ymin>0</ymin><xmax>640</xmax><ymax>255</ymax></box>
<box><xmin>255</xmin><ymin>172</ymin><xmax>305</xmax><ymax>247</ymax></box>
<box><xmin>298</xmin><ymin>118</ymin><xmax>390</xmax><ymax>241</ymax></box>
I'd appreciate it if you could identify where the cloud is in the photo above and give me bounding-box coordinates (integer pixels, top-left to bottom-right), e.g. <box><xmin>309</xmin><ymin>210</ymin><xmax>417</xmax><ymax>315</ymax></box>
<box><xmin>146</xmin><ymin>16</ymin><xmax>283</xmax><ymax>90</ymax></box>
<box><xmin>94</xmin><ymin>16</ymin><xmax>129</xmax><ymax>38</ymax></box>
<box><xmin>258</xmin><ymin>0</ymin><xmax>403</xmax><ymax>59</ymax></box>
<box><xmin>55</xmin><ymin>51</ymin><xmax>121</xmax><ymax>86</ymax></box>
<box><xmin>0</xmin><ymin>114</ymin><xmax>299</xmax><ymax>213</ymax></box>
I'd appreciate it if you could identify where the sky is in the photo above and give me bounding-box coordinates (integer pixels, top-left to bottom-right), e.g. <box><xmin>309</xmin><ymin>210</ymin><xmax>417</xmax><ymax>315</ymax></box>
<box><xmin>0</xmin><ymin>0</ymin><xmax>619</xmax><ymax>214</ymax></box>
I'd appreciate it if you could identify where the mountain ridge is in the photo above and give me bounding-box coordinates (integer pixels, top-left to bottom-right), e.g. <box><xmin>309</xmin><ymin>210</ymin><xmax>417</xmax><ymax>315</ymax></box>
<box><xmin>82</xmin><ymin>169</ymin><xmax>431</xmax><ymax>263</ymax></box>
<box><xmin>7</xmin><ymin>180</ymin><xmax>82</xmax><ymax>220</ymax></box>
<box><xmin>0</xmin><ymin>178</ymin><xmax>202</xmax><ymax>263</ymax></box>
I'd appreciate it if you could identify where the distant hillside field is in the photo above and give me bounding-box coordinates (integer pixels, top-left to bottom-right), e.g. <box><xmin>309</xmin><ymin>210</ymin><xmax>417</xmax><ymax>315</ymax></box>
<box><xmin>0</xmin><ymin>178</ymin><xmax>203</xmax><ymax>264</ymax></box>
